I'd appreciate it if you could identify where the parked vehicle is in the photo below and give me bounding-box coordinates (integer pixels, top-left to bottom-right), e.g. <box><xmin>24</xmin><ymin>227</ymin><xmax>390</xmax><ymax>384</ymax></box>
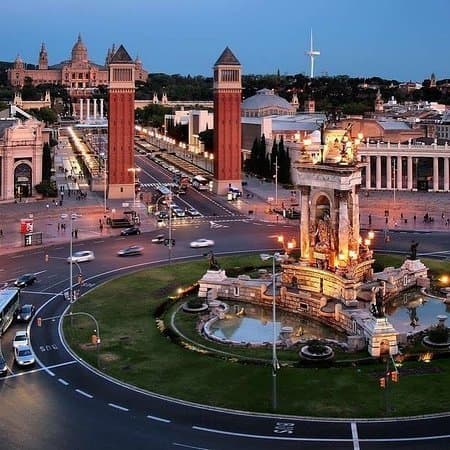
<box><xmin>0</xmin><ymin>353</ymin><xmax>7</xmax><ymax>375</ymax></box>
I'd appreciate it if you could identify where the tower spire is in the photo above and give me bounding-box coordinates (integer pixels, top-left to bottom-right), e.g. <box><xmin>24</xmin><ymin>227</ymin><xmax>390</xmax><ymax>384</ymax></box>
<box><xmin>305</xmin><ymin>29</ymin><xmax>320</xmax><ymax>78</ymax></box>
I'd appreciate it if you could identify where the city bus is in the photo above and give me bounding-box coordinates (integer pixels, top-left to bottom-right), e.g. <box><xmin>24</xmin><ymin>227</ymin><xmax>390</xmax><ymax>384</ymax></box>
<box><xmin>192</xmin><ymin>175</ymin><xmax>210</xmax><ymax>191</ymax></box>
<box><xmin>0</xmin><ymin>287</ymin><xmax>20</xmax><ymax>335</ymax></box>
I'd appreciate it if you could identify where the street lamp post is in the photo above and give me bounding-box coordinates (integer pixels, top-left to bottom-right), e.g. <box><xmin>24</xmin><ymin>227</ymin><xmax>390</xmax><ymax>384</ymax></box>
<box><xmin>274</xmin><ymin>154</ymin><xmax>279</xmax><ymax>207</ymax></box>
<box><xmin>128</xmin><ymin>167</ymin><xmax>141</xmax><ymax>209</ymax></box>
<box><xmin>67</xmin><ymin>311</ymin><xmax>100</xmax><ymax>367</ymax></box>
<box><xmin>260</xmin><ymin>252</ymin><xmax>280</xmax><ymax>411</ymax></box>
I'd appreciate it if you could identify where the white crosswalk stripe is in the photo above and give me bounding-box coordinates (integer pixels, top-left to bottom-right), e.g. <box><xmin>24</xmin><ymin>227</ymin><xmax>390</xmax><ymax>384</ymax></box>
<box><xmin>140</xmin><ymin>182</ymin><xmax>178</xmax><ymax>189</ymax></box>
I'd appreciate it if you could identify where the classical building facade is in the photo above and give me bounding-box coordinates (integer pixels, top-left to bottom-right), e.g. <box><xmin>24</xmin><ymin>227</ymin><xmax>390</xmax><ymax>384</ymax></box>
<box><xmin>0</xmin><ymin>113</ymin><xmax>44</xmax><ymax>201</ymax></box>
<box><xmin>213</xmin><ymin>47</ymin><xmax>242</xmax><ymax>195</ymax></box>
<box><xmin>7</xmin><ymin>35</ymin><xmax>147</xmax><ymax>116</ymax></box>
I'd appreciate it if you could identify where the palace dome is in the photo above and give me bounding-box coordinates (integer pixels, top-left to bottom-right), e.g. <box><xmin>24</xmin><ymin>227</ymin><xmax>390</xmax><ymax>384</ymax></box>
<box><xmin>242</xmin><ymin>89</ymin><xmax>296</xmax><ymax>117</ymax></box>
<box><xmin>71</xmin><ymin>34</ymin><xmax>88</xmax><ymax>63</ymax></box>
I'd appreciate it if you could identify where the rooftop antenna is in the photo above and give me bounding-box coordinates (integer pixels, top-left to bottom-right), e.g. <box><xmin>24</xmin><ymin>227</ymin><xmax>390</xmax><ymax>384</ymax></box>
<box><xmin>306</xmin><ymin>29</ymin><xmax>320</xmax><ymax>78</ymax></box>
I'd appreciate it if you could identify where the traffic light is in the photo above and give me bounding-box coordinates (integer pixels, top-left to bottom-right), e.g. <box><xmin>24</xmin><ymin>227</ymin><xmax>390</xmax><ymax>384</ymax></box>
<box><xmin>379</xmin><ymin>377</ymin><xmax>386</xmax><ymax>389</ymax></box>
<box><xmin>45</xmin><ymin>254</ymin><xmax>49</xmax><ymax>262</ymax></box>
<box><xmin>391</xmin><ymin>371</ymin><xmax>399</xmax><ymax>383</ymax></box>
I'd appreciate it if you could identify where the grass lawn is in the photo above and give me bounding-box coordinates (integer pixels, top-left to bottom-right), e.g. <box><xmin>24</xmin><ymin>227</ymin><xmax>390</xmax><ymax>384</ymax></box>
<box><xmin>63</xmin><ymin>254</ymin><xmax>450</xmax><ymax>417</ymax></box>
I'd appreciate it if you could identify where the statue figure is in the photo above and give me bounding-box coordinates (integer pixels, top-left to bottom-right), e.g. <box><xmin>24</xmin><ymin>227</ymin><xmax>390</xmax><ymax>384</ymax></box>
<box><xmin>208</xmin><ymin>251</ymin><xmax>220</xmax><ymax>271</ymax></box>
<box><xmin>315</xmin><ymin>214</ymin><xmax>332</xmax><ymax>252</ymax></box>
<box><xmin>410</xmin><ymin>241</ymin><xmax>419</xmax><ymax>260</ymax></box>
<box><xmin>370</xmin><ymin>288</ymin><xmax>385</xmax><ymax>318</ymax></box>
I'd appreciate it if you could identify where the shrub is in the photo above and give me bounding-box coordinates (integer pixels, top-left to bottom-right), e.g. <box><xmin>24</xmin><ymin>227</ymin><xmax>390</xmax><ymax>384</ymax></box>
<box><xmin>35</xmin><ymin>180</ymin><xmax>58</xmax><ymax>197</ymax></box>
<box><xmin>186</xmin><ymin>297</ymin><xmax>205</xmax><ymax>309</ymax></box>
<box><xmin>427</xmin><ymin>326</ymin><xmax>449</xmax><ymax>344</ymax></box>
<box><xmin>306</xmin><ymin>339</ymin><xmax>328</xmax><ymax>355</ymax></box>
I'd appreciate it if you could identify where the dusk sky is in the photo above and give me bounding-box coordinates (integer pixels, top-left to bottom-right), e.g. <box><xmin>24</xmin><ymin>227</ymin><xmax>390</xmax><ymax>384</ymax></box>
<box><xmin>3</xmin><ymin>0</ymin><xmax>450</xmax><ymax>82</ymax></box>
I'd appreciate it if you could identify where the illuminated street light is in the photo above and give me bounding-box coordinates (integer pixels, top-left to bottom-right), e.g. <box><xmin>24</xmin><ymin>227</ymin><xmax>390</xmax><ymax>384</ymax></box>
<box><xmin>259</xmin><ymin>252</ymin><xmax>281</xmax><ymax>411</ymax></box>
<box><xmin>128</xmin><ymin>167</ymin><xmax>142</xmax><ymax>209</ymax></box>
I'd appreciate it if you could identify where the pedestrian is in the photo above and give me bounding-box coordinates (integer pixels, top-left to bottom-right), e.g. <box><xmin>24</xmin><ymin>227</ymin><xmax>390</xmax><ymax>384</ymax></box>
<box><xmin>74</xmin><ymin>228</ymin><xmax>78</xmax><ymax>239</ymax></box>
<box><xmin>99</xmin><ymin>218</ymin><xmax>102</xmax><ymax>226</ymax></box>
<box><xmin>413</xmin><ymin>215</ymin><xmax>416</xmax><ymax>224</ymax></box>
<box><xmin>99</xmin><ymin>223</ymin><xmax>103</xmax><ymax>232</ymax></box>
<box><xmin>57</xmin><ymin>223</ymin><xmax>60</xmax><ymax>232</ymax></box>
<box><xmin>368</xmin><ymin>214</ymin><xmax>372</xmax><ymax>226</ymax></box>
<box><xmin>0</xmin><ymin>229</ymin><xmax>3</xmax><ymax>238</ymax></box>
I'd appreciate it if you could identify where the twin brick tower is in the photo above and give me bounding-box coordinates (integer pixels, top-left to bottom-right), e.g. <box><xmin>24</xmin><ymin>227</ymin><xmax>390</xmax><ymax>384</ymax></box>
<box><xmin>107</xmin><ymin>45</ymin><xmax>242</xmax><ymax>199</ymax></box>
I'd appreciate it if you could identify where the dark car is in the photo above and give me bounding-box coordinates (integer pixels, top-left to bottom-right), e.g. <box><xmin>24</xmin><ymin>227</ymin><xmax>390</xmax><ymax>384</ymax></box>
<box><xmin>14</xmin><ymin>273</ymin><xmax>37</xmax><ymax>288</ymax></box>
<box><xmin>120</xmin><ymin>226</ymin><xmax>141</xmax><ymax>236</ymax></box>
<box><xmin>16</xmin><ymin>304</ymin><xmax>36</xmax><ymax>322</ymax></box>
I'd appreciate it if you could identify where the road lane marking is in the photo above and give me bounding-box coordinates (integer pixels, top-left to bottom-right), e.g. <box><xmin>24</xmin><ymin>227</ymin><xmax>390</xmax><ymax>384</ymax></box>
<box><xmin>147</xmin><ymin>414</ymin><xmax>171</xmax><ymax>423</ymax></box>
<box><xmin>2</xmin><ymin>360</ymin><xmax>76</xmax><ymax>379</ymax></box>
<box><xmin>173</xmin><ymin>443</ymin><xmax>210</xmax><ymax>450</ymax></box>
<box><xmin>108</xmin><ymin>403</ymin><xmax>129</xmax><ymax>412</ymax></box>
<box><xmin>58</xmin><ymin>378</ymin><xmax>69</xmax><ymax>386</ymax></box>
<box><xmin>76</xmin><ymin>389</ymin><xmax>93</xmax><ymax>398</ymax></box>
<box><xmin>351</xmin><ymin>422</ymin><xmax>360</xmax><ymax>450</ymax></box>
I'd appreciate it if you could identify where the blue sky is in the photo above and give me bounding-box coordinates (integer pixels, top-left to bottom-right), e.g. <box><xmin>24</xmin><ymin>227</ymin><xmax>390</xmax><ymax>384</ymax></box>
<box><xmin>2</xmin><ymin>0</ymin><xmax>450</xmax><ymax>81</ymax></box>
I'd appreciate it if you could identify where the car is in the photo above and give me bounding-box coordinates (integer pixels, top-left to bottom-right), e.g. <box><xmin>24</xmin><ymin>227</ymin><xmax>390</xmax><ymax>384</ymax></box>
<box><xmin>120</xmin><ymin>226</ymin><xmax>141</xmax><ymax>236</ymax></box>
<box><xmin>173</xmin><ymin>207</ymin><xmax>186</xmax><ymax>218</ymax></box>
<box><xmin>151</xmin><ymin>234</ymin><xmax>165</xmax><ymax>244</ymax></box>
<box><xmin>67</xmin><ymin>250</ymin><xmax>95</xmax><ymax>263</ymax></box>
<box><xmin>186</xmin><ymin>208</ymin><xmax>201</xmax><ymax>217</ymax></box>
<box><xmin>189</xmin><ymin>238</ymin><xmax>215</xmax><ymax>248</ymax></box>
<box><xmin>14</xmin><ymin>345</ymin><xmax>35</xmax><ymax>366</ymax></box>
<box><xmin>13</xmin><ymin>330</ymin><xmax>29</xmax><ymax>349</ymax></box>
<box><xmin>0</xmin><ymin>354</ymin><xmax>7</xmax><ymax>375</ymax></box>
<box><xmin>16</xmin><ymin>304</ymin><xmax>36</xmax><ymax>322</ymax></box>
<box><xmin>117</xmin><ymin>245</ymin><xmax>144</xmax><ymax>257</ymax></box>
<box><xmin>14</xmin><ymin>273</ymin><xmax>37</xmax><ymax>288</ymax></box>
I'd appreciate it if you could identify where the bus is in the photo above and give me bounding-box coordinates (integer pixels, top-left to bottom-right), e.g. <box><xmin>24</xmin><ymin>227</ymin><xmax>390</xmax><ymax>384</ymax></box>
<box><xmin>192</xmin><ymin>175</ymin><xmax>210</xmax><ymax>191</ymax></box>
<box><xmin>0</xmin><ymin>287</ymin><xmax>20</xmax><ymax>335</ymax></box>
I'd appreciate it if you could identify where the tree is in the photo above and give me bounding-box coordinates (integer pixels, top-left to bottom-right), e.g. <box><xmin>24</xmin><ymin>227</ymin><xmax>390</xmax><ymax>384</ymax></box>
<box><xmin>42</xmin><ymin>142</ymin><xmax>52</xmax><ymax>181</ymax></box>
<box><xmin>198</xmin><ymin>128</ymin><xmax>214</xmax><ymax>152</ymax></box>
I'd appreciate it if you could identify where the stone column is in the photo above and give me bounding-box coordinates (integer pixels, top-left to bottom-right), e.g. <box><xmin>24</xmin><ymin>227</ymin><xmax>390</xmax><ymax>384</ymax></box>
<box><xmin>100</xmin><ymin>98</ymin><xmax>104</xmax><ymax>119</ymax></box>
<box><xmin>433</xmin><ymin>157</ymin><xmax>439</xmax><ymax>191</ymax></box>
<box><xmin>93</xmin><ymin>98</ymin><xmax>97</xmax><ymax>120</ymax></box>
<box><xmin>299</xmin><ymin>185</ymin><xmax>311</xmax><ymax>262</ymax></box>
<box><xmin>79</xmin><ymin>98</ymin><xmax>83</xmax><ymax>121</ymax></box>
<box><xmin>365</xmin><ymin>156</ymin><xmax>371</xmax><ymax>189</ymax></box>
<box><xmin>397</xmin><ymin>156</ymin><xmax>403</xmax><ymax>190</ymax></box>
<box><xmin>86</xmin><ymin>98</ymin><xmax>90</xmax><ymax>120</ymax></box>
<box><xmin>337</xmin><ymin>190</ymin><xmax>349</xmax><ymax>261</ymax></box>
<box><xmin>386</xmin><ymin>155</ymin><xmax>392</xmax><ymax>189</ymax></box>
<box><xmin>352</xmin><ymin>187</ymin><xmax>360</xmax><ymax>256</ymax></box>
<box><xmin>407</xmin><ymin>157</ymin><xmax>413</xmax><ymax>190</ymax></box>
<box><xmin>376</xmin><ymin>156</ymin><xmax>381</xmax><ymax>189</ymax></box>
<box><xmin>444</xmin><ymin>157</ymin><xmax>449</xmax><ymax>192</ymax></box>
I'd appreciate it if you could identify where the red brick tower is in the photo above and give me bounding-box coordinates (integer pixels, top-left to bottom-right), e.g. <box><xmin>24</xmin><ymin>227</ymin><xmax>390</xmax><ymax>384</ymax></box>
<box><xmin>213</xmin><ymin>47</ymin><xmax>242</xmax><ymax>195</ymax></box>
<box><xmin>107</xmin><ymin>45</ymin><xmax>135</xmax><ymax>199</ymax></box>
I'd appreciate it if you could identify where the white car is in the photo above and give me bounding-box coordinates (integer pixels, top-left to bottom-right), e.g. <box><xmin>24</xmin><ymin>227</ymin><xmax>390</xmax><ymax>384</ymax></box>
<box><xmin>67</xmin><ymin>250</ymin><xmax>95</xmax><ymax>263</ymax></box>
<box><xmin>189</xmin><ymin>238</ymin><xmax>215</xmax><ymax>248</ymax></box>
<box><xmin>14</xmin><ymin>345</ymin><xmax>35</xmax><ymax>366</ymax></box>
<box><xmin>13</xmin><ymin>330</ymin><xmax>29</xmax><ymax>349</ymax></box>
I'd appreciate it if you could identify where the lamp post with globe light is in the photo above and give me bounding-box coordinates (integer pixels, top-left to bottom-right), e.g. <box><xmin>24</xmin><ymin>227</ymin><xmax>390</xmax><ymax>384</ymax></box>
<box><xmin>260</xmin><ymin>252</ymin><xmax>281</xmax><ymax>411</ymax></box>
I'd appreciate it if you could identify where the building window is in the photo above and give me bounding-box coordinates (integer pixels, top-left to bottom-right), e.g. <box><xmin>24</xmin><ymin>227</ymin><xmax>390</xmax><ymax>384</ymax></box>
<box><xmin>233</xmin><ymin>286</ymin><xmax>239</xmax><ymax>297</ymax></box>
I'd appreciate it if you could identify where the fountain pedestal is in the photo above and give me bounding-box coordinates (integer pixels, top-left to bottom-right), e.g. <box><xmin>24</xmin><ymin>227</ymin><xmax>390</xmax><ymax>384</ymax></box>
<box><xmin>366</xmin><ymin>317</ymin><xmax>398</xmax><ymax>357</ymax></box>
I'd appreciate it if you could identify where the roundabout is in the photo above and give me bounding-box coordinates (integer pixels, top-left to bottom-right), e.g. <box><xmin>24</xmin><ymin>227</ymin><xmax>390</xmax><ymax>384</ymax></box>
<box><xmin>2</xmin><ymin>227</ymin><xmax>450</xmax><ymax>450</ymax></box>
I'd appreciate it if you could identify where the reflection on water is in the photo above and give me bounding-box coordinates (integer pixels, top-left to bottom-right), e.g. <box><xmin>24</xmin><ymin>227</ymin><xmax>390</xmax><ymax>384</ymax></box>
<box><xmin>209</xmin><ymin>303</ymin><xmax>345</xmax><ymax>343</ymax></box>
<box><xmin>386</xmin><ymin>291</ymin><xmax>450</xmax><ymax>334</ymax></box>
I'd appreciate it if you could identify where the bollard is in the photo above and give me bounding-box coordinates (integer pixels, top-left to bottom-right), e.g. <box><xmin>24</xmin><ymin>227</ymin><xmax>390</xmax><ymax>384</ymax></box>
<box><xmin>37</xmin><ymin>317</ymin><xmax>42</xmax><ymax>327</ymax></box>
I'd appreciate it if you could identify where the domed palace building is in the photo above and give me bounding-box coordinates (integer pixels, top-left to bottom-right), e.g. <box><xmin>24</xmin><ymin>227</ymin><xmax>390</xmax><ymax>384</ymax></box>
<box><xmin>7</xmin><ymin>34</ymin><xmax>147</xmax><ymax>116</ymax></box>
